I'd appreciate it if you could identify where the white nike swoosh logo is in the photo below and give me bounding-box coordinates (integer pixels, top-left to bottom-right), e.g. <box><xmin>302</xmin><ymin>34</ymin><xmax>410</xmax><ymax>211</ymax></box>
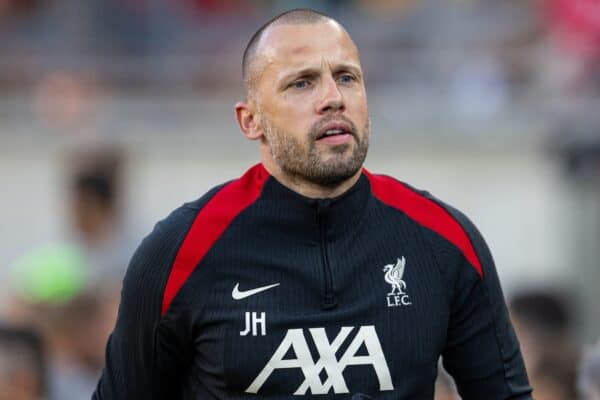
<box><xmin>232</xmin><ymin>282</ymin><xmax>280</xmax><ymax>300</ymax></box>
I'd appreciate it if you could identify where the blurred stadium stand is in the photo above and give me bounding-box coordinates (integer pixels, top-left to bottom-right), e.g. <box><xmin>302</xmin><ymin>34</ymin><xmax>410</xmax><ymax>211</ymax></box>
<box><xmin>1</xmin><ymin>0</ymin><xmax>598</xmax><ymax>327</ymax></box>
<box><xmin>0</xmin><ymin>1</ymin><xmax>598</xmax><ymax>398</ymax></box>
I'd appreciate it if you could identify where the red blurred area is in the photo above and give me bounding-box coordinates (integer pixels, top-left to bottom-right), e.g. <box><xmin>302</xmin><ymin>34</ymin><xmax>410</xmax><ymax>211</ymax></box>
<box><xmin>544</xmin><ymin>0</ymin><xmax>600</xmax><ymax>59</ymax></box>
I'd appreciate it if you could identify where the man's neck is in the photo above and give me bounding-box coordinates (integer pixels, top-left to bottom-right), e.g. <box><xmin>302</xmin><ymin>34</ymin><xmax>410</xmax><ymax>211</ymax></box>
<box><xmin>261</xmin><ymin>160</ymin><xmax>362</xmax><ymax>199</ymax></box>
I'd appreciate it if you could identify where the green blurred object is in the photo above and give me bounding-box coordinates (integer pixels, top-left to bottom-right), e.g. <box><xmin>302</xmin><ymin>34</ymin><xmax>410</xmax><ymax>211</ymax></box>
<box><xmin>11</xmin><ymin>243</ymin><xmax>88</xmax><ymax>304</ymax></box>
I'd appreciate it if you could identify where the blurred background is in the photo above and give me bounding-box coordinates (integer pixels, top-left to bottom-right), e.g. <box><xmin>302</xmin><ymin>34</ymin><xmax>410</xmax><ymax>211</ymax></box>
<box><xmin>0</xmin><ymin>0</ymin><xmax>598</xmax><ymax>399</ymax></box>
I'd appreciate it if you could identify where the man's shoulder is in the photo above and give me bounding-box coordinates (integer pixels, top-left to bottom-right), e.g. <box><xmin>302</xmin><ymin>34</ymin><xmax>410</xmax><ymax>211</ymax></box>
<box><xmin>363</xmin><ymin>169</ymin><xmax>453</xmax><ymax>216</ymax></box>
<box><xmin>153</xmin><ymin>163</ymin><xmax>268</xmax><ymax>241</ymax></box>
<box><xmin>364</xmin><ymin>169</ymin><xmax>474</xmax><ymax>225</ymax></box>
<box><xmin>157</xmin><ymin>182</ymin><xmax>227</xmax><ymax>229</ymax></box>
<box><xmin>180</xmin><ymin>182</ymin><xmax>232</xmax><ymax>212</ymax></box>
<box><xmin>364</xmin><ymin>169</ymin><xmax>484</xmax><ymax>277</ymax></box>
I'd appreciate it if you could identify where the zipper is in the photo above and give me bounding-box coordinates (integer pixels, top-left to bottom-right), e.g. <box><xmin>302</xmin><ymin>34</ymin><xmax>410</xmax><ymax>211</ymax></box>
<box><xmin>316</xmin><ymin>202</ymin><xmax>337</xmax><ymax>310</ymax></box>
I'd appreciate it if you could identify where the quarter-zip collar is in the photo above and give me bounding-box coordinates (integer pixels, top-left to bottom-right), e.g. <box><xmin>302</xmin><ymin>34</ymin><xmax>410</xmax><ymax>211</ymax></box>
<box><xmin>258</xmin><ymin>164</ymin><xmax>371</xmax><ymax>241</ymax></box>
<box><xmin>256</xmin><ymin>164</ymin><xmax>370</xmax><ymax>310</ymax></box>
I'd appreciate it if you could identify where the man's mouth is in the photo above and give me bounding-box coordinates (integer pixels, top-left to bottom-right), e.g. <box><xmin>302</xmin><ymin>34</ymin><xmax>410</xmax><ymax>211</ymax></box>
<box><xmin>318</xmin><ymin>128</ymin><xmax>349</xmax><ymax>139</ymax></box>
<box><xmin>315</xmin><ymin>121</ymin><xmax>354</xmax><ymax>141</ymax></box>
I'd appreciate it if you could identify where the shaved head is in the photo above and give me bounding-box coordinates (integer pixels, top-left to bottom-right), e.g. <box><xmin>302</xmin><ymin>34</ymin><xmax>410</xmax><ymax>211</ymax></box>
<box><xmin>242</xmin><ymin>9</ymin><xmax>343</xmax><ymax>97</ymax></box>
<box><xmin>234</xmin><ymin>8</ymin><xmax>369</xmax><ymax>198</ymax></box>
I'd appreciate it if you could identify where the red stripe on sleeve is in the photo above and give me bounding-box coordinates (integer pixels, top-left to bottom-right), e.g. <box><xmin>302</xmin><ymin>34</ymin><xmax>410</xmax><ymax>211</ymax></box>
<box><xmin>161</xmin><ymin>164</ymin><xmax>269</xmax><ymax>316</ymax></box>
<box><xmin>364</xmin><ymin>170</ymin><xmax>483</xmax><ymax>278</ymax></box>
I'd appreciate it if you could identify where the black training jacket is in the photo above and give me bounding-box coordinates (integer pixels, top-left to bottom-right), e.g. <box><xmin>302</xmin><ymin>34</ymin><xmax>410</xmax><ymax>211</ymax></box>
<box><xmin>93</xmin><ymin>164</ymin><xmax>532</xmax><ymax>399</ymax></box>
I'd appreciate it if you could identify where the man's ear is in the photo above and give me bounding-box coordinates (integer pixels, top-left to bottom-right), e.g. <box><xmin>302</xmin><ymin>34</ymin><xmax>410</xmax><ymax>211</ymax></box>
<box><xmin>235</xmin><ymin>101</ymin><xmax>263</xmax><ymax>141</ymax></box>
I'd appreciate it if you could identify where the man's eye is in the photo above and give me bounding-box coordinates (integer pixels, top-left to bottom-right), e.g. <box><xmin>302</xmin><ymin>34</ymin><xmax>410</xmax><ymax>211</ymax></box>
<box><xmin>338</xmin><ymin>74</ymin><xmax>356</xmax><ymax>84</ymax></box>
<box><xmin>290</xmin><ymin>80</ymin><xmax>310</xmax><ymax>89</ymax></box>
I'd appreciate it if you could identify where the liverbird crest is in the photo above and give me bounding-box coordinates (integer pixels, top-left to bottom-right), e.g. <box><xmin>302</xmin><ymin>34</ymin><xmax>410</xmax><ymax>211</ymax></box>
<box><xmin>383</xmin><ymin>257</ymin><xmax>407</xmax><ymax>296</ymax></box>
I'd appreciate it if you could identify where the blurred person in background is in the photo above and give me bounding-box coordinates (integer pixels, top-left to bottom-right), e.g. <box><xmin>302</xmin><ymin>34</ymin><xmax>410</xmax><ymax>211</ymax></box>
<box><xmin>0</xmin><ymin>0</ymin><xmax>40</xmax><ymax>19</ymax></box>
<box><xmin>42</xmin><ymin>291</ymin><xmax>116</xmax><ymax>400</ymax></box>
<box><xmin>528</xmin><ymin>358</ymin><xmax>577</xmax><ymax>400</ymax></box>
<box><xmin>7</xmin><ymin>244</ymin><xmax>119</xmax><ymax>400</ymax></box>
<box><xmin>0</xmin><ymin>326</ymin><xmax>46</xmax><ymax>400</ymax></box>
<box><xmin>580</xmin><ymin>340</ymin><xmax>600</xmax><ymax>400</ymax></box>
<box><xmin>66</xmin><ymin>144</ymin><xmax>133</xmax><ymax>285</ymax></box>
<box><xmin>540</xmin><ymin>0</ymin><xmax>600</xmax><ymax>93</ymax></box>
<box><xmin>94</xmin><ymin>9</ymin><xmax>531</xmax><ymax>399</ymax></box>
<box><xmin>509</xmin><ymin>289</ymin><xmax>580</xmax><ymax>400</ymax></box>
<box><xmin>1</xmin><ymin>140</ymin><xmax>128</xmax><ymax>399</ymax></box>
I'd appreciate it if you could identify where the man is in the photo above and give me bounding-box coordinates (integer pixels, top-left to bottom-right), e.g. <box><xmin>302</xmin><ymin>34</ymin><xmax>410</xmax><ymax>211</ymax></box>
<box><xmin>93</xmin><ymin>9</ymin><xmax>532</xmax><ymax>399</ymax></box>
<box><xmin>0</xmin><ymin>326</ymin><xmax>46</xmax><ymax>400</ymax></box>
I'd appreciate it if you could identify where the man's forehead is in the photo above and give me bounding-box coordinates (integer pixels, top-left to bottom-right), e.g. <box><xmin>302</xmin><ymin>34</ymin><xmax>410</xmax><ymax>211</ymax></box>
<box><xmin>254</xmin><ymin>21</ymin><xmax>360</xmax><ymax>76</ymax></box>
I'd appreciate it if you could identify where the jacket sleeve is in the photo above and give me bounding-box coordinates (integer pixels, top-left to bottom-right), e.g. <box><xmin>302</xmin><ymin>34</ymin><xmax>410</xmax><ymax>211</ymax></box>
<box><xmin>92</xmin><ymin>208</ymin><xmax>196</xmax><ymax>399</ymax></box>
<box><xmin>440</xmin><ymin>208</ymin><xmax>532</xmax><ymax>399</ymax></box>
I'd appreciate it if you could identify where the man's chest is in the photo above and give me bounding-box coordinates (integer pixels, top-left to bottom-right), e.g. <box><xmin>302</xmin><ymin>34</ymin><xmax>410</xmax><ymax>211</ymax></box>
<box><xmin>183</xmin><ymin>232</ymin><xmax>450</xmax><ymax>398</ymax></box>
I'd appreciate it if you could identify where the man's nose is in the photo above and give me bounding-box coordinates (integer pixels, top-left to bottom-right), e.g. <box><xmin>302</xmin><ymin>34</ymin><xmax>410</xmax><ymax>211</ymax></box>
<box><xmin>316</xmin><ymin>76</ymin><xmax>344</xmax><ymax>114</ymax></box>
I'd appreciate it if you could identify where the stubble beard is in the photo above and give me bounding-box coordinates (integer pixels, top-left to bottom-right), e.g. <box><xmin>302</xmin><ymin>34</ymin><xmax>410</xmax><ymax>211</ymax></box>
<box><xmin>261</xmin><ymin>115</ymin><xmax>370</xmax><ymax>188</ymax></box>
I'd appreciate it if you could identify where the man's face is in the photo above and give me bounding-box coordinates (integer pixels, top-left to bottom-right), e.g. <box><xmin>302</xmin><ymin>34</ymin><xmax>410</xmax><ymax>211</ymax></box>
<box><xmin>250</xmin><ymin>21</ymin><xmax>370</xmax><ymax>187</ymax></box>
